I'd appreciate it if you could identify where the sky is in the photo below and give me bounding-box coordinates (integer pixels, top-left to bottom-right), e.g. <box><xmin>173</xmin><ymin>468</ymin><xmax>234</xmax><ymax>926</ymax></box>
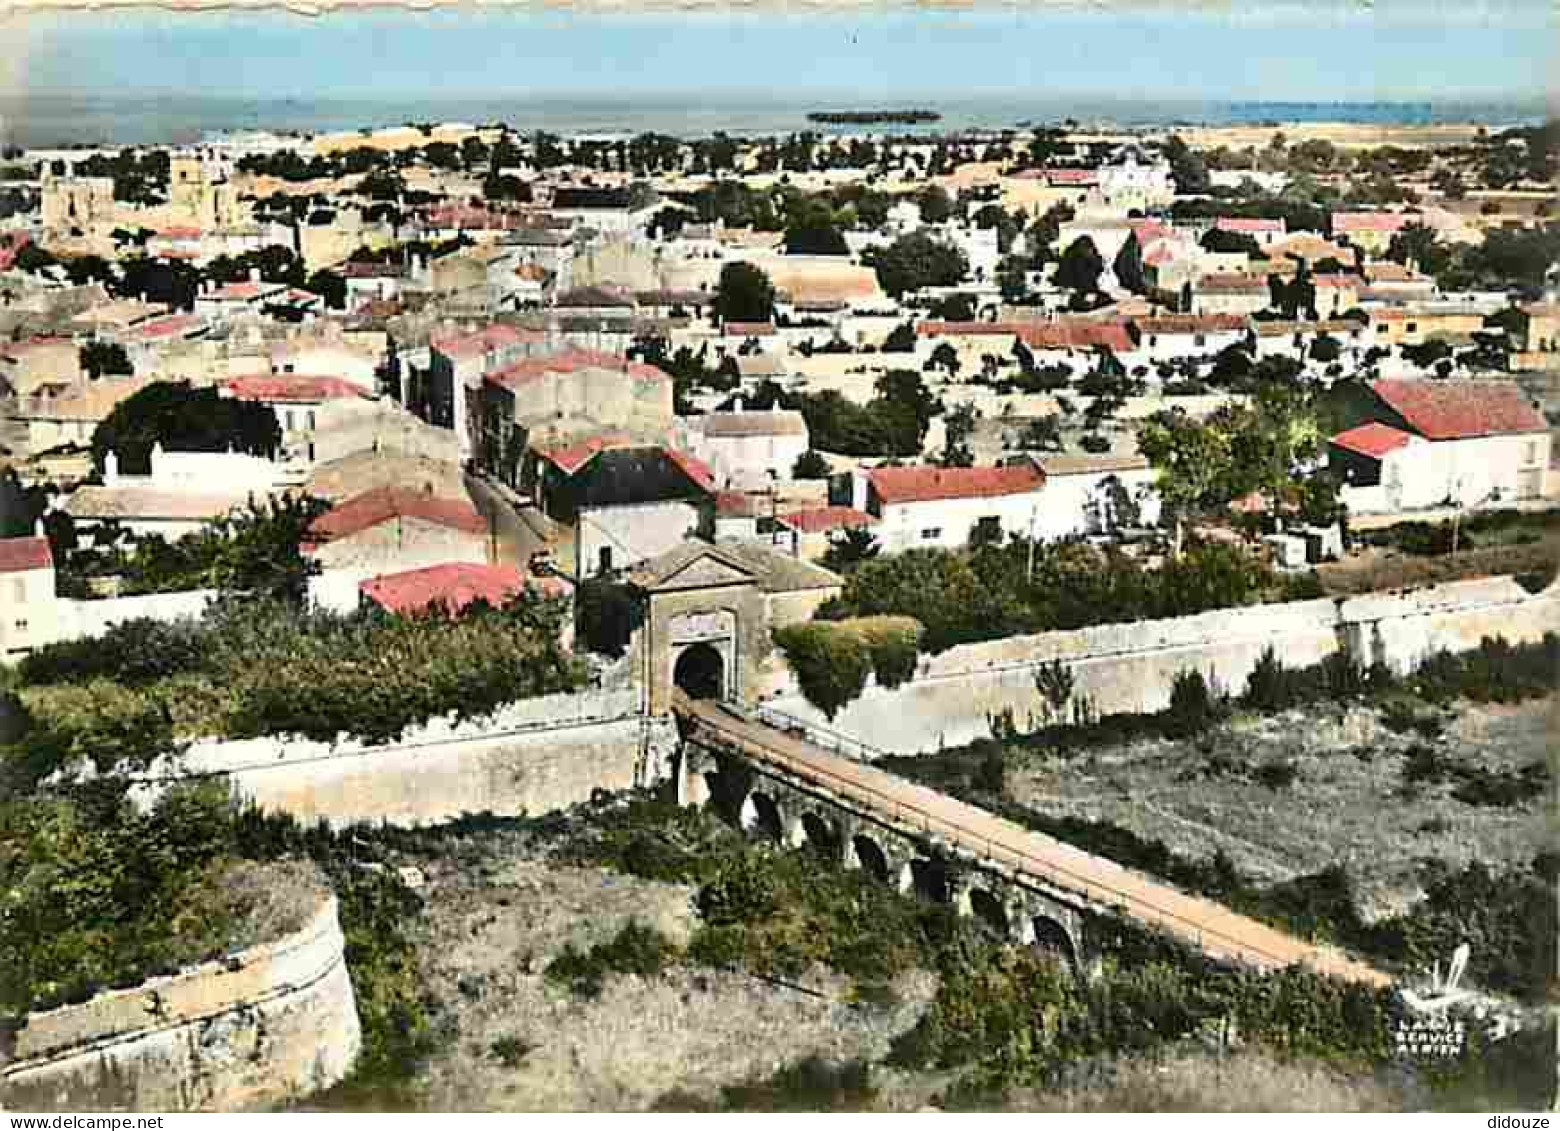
<box><xmin>3</xmin><ymin>2</ymin><xmax>1555</xmax><ymax>109</ymax></box>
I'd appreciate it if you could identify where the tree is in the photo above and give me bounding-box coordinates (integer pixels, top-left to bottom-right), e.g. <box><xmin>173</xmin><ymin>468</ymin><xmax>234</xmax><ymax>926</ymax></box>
<box><xmin>93</xmin><ymin>382</ymin><xmax>281</xmax><ymax>476</ymax></box>
<box><xmin>928</xmin><ymin>341</ymin><xmax>961</xmax><ymax>377</ymax></box>
<box><xmin>1309</xmin><ymin>334</ymin><xmax>1342</xmax><ymax>363</ymax></box>
<box><xmin>1136</xmin><ymin>410</ymin><xmax>1236</xmax><ymax>557</ymax></box>
<box><xmin>917</xmin><ymin>185</ymin><xmax>955</xmax><ymax>224</ymax></box>
<box><xmin>792</xmin><ymin>449</ymin><xmax>832</xmax><ymax>479</ymax></box>
<box><xmin>875</xmin><ymin>368</ymin><xmax>939</xmax><ymax>454</ymax></box>
<box><xmin>930</xmin><ymin>293</ymin><xmax>976</xmax><ymax>322</ymax></box>
<box><xmin>1015</xmin><ymin>415</ymin><xmax>1064</xmax><ymax>452</ymax></box>
<box><xmin>1053</xmin><ymin>236</ymin><xmax>1104</xmax><ymax>294</ymax></box>
<box><xmin>1113</xmin><ymin>233</ymin><xmax>1147</xmax><ymax>294</ymax></box>
<box><xmin>1200</xmin><ymin>228</ymin><xmax>1263</xmax><ymax>257</ymax></box>
<box><xmin>784</xmin><ymin>220</ymin><xmax>849</xmax><ymax>256</ymax></box>
<box><xmin>306</xmin><ymin>268</ymin><xmax>347</xmax><ymax>311</ymax></box>
<box><xmin>940</xmin><ymin>402</ymin><xmax>979</xmax><ymax>468</ymax></box>
<box><xmin>820</xmin><ymin>526</ymin><xmax>881</xmax><ymax>573</ymax></box>
<box><xmin>79</xmin><ymin>340</ymin><xmax>133</xmax><ymax>380</ymax></box>
<box><xmin>1163</xmin><ymin>135</ymin><xmax>1211</xmax><ymax>194</ymax></box>
<box><xmin>882</xmin><ymin>322</ymin><xmax>917</xmax><ymax>353</ymax></box>
<box><xmin>714</xmin><ymin>262</ymin><xmax>776</xmax><ymax>325</ymax></box>
<box><xmin>863</xmin><ymin>232</ymin><xmax>968</xmax><ymax>298</ymax></box>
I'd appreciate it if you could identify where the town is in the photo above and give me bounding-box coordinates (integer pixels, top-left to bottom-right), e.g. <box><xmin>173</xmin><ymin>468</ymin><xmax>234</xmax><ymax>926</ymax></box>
<box><xmin>0</xmin><ymin>114</ymin><xmax>1556</xmax><ymax>1112</ymax></box>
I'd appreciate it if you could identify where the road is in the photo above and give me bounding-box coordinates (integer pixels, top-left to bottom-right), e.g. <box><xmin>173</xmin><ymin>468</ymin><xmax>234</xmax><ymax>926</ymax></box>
<box><xmin>679</xmin><ymin>695</ymin><xmax>1393</xmax><ymax>988</ymax></box>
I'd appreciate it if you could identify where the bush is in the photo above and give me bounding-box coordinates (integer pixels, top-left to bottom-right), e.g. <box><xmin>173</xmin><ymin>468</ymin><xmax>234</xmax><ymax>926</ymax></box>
<box><xmin>1163</xmin><ymin>670</ymin><xmax>1221</xmax><ymax>739</ymax></box>
<box><xmin>544</xmin><ymin>919</ymin><xmax>678</xmax><ymax>999</ymax></box>
<box><xmin>576</xmin><ymin>579</ymin><xmax>642</xmax><ymax>659</ymax></box>
<box><xmin>772</xmin><ymin>623</ymin><xmax>871</xmax><ymax>720</ymax></box>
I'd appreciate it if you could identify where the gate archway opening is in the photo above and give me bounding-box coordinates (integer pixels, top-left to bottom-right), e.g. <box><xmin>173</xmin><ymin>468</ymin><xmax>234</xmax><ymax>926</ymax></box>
<box><xmin>852</xmin><ymin>835</ymin><xmax>891</xmax><ymax>883</ymax></box>
<box><xmin>674</xmin><ymin>642</ymin><xmax>726</xmax><ymax>701</ymax></box>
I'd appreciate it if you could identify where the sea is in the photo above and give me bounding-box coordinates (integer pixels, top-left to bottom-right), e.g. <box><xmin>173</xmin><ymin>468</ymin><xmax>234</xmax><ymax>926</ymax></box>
<box><xmin>0</xmin><ymin>94</ymin><xmax>1548</xmax><ymax>151</ymax></box>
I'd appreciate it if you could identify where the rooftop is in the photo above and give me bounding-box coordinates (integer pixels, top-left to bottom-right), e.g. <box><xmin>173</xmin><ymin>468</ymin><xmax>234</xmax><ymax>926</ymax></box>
<box><xmin>306</xmin><ymin>486</ymin><xmax>487</xmax><ymax>543</ymax></box>
<box><xmin>0</xmin><ymin>536</ymin><xmax>52</xmax><ymax>574</ymax></box>
<box><xmin>867</xmin><ymin>463</ymin><xmax>1044</xmax><ymax>506</ymax></box>
<box><xmin>359</xmin><ymin>561</ymin><xmax>566</xmax><ymax>617</ymax></box>
<box><xmin>1370</xmin><ymin>379</ymin><xmax>1548</xmax><ymax>441</ymax></box>
<box><xmin>1330</xmin><ymin>421</ymin><xmax>1416</xmax><ymax>460</ymax></box>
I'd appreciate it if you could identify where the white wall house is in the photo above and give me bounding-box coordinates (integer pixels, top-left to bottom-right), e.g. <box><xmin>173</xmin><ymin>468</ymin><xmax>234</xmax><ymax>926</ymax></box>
<box><xmin>681</xmin><ymin>408</ymin><xmax>810</xmax><ymax>492</ymax></box>
<box><xmin>0</xmin><ymin>533</ymin><xmax>57</xmax><ymax>662</ymax></box>
<box><xmin>861</xmin><ymin>463</ymin><xmax>1047</xmax><ymax>553</ymax></box>
<box><xmin>1329</xmin><ymin>381</ymin><xmax>1552</xmax><ymax>514</ymax></box>
<box><xmin>1028</xmin><ymin>454</ymin><xmax>1163</xmax><ymax>539</ymax></box>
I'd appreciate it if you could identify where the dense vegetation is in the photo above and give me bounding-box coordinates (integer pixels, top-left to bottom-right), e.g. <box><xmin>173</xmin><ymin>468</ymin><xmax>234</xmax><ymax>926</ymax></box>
<box><xmin>92</xmin><ymin>381</ymin><xmax>282</xmax><ymax>475</ymax></box>
<box><xmin>12</xmin><ymin>594</ymin><xmax>582</xmax><ymax>784</ymax></box>
<box><xmin>771</xmin><ymin>617</ymin><xmax>921</xmax><ymax>719</ymax></box>
<box><xmin>819</xmin><ymin>538</ymin><xmax>1309</xmax><ymax>655</ymax></box>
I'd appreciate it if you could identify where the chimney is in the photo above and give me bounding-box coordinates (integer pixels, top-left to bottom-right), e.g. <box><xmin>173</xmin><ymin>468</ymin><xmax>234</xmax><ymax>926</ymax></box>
<box><xmin>249</xmin><ymin>267</ymin><xmax>261</xmax><ymax>284</ymax></box>
<box><xmin>733</xmin><ymin>395</ymin><xmax>744</xmax><ymax>413</ymax></box>
<box><xmin>105</xmin><ymin>449</ymin><xmax>119</xmax><ymax>485</ymax></box>
<box><xmin>33</xmin><ymin>518</ymin><xmax>44</xmax><ymax>539</ymax></box>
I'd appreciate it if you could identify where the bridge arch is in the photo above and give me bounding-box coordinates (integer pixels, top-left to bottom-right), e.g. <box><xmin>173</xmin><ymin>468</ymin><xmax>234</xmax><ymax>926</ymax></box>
<box><xmin>740</xmin><ymin>791</ymin><xmax>785</xmax><ymax>842</ymax></box>
<box><xmin>851</xmin><ymin>835</ymin><xmax>892</xmax><ymax>884</ymax></box>
<box><xmin>907</xmin><ymin>857</ymin><xmax>952</xmax><ymax>904</ymax></box>
<box><xmin>968</xmin><ymin>888</ymin><xmax>1011</xmax><ymax>939</ymax></box>
<box><xmin>798</xmin><ymin>811</ymin><xmax>840</xmax><ymax>860</ymax></box>
<box><xmin>1028</xmin><ymin>914</ymin><xmax>1079</xmax><ymax>970</ymax></box>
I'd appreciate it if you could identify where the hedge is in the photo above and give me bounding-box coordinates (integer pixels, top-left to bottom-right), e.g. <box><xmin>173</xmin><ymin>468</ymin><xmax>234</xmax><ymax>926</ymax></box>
<box><xmin>772</xmin><ymin>616</ymin><xmax>924</xmax><ymax>718</ymax></box>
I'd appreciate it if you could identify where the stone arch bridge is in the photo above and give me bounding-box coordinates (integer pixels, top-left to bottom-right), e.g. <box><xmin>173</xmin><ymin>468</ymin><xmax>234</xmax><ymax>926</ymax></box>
<box><xmin>673</xmin><ymin>692</ymin><xmax>1392</xmax><ymax>987</ymax></box>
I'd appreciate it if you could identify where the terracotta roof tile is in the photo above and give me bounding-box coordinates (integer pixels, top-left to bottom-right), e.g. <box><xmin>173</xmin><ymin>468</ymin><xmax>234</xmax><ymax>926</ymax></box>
<box><xmin>307</xmin><ymin>486</ymin><xmax>487</xmax><ymax>542</ymax></box>
<box><xmin>1330</xmin><ymin>421</ymin><xmax>1416</xmax><ymax>459</ymax></box>
<box><xmin>867</xmin><ymin>463</ymin><xmax>1043</xmax><ymax>506</ymax></box>
<box><xmin>1370</xmin><ymin>379</ymin><xmax>1547</xmax><ymax>441</ymax></box>
<box><xmin>0</xmin><ymin>536</ymin><xmax>52</xmax><ymax>574</ymax></box>
<box><xmin>778</xmin><ymin>506</ymin><xmax>878</xmax><ymax>534</ymax></box>
<box><xmin>224</xmin><ymin>375</ymin><xmax>372</xmax><ymax>403</ymax></box>
<box><xmin>359</xmin><ymin>562</ymin><xmax>564</xmax><ymax>616</ymax></box>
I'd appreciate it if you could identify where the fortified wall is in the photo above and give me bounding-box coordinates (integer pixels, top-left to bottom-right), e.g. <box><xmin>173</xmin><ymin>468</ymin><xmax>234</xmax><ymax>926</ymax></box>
<box><xmin>760</xmin><ymin>574</ymin><xmax>1560</xmax><ymax>754</ymax></box>
<box><xmin>1</xmin><ymin>894</ymin><xmax>360</xmax><ymax>1112</ymax></box>
<box><xmin>133</xmin><ymin>686</ymin><xmax>679</xmax><ymax>828</ymax></box>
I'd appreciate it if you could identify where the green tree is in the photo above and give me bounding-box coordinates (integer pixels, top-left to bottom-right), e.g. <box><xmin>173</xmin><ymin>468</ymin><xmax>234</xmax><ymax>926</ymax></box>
<box><xmin>792</xmin><ymin>449</ymin><xmax>832</xmax><ymax>480</ymax></box>
<box><xmin>715</xmin><ymin>262</ymin><xmax>777</xmax><ymax>325</ymax></box>
<box><xmin>863</xmin><ymin>232</ymin><xmax>969</xmax><ymax>298</ymax></box>
<box><xmin>820</xmin><ymin>526</ymin><xmax>881</xmax><ymax>573</ymax></box>
<box><xmin>917</xmin><ymin>185</ymin><xmax>955</xmax><ymax>224</ymax></box>
<box><xmin>940</xmin><ymin>402</ymin><xmax>979</xmax><ymax>468</ymax></box>
<box><xmin>1136</xmin><ymin>410</ymin><xmax>1235</xmax><ymax>557</ymax></box>
<box><xmin>1053</xmin><ymin>236</ymin><xmax>1105</xmax><ymax>294</ymax></box>
<box><xmin>79</xmin><ymin>340</ymin><xmax>133</xmax><ymax>379</ymax></box>
<box><xmin>1113</xmin><ymin>233</ymin><xmax>1147</xmax><ymax>294</ymax></box>
<box><xmin>93</xmin><ymin>382</ymin><xmax>281</xmax><ymax>476</ymax></box>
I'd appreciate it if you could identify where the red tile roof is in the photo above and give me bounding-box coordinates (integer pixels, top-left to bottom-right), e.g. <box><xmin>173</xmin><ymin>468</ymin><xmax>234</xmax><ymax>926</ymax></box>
<box><xmin>0</xmin><ymin>536</ymin><xmax>52</xmax><ymax>574</ymax></box>
<box><xmin>1196</xmin><ymin>273</ymin><xmax>1270</xmax><ymax>294</ymax></box>
<box><xmin>534</xmin><ymin>432</ymin><xmax>634</xmax><ymax>474</ymax></box>
<box><xmin>1330</xmin><ymin>421</ymin><xmax>1415</xmax><ymax>460</ymax></box>
<box><xmin>867</xmin><ymin>464</ymin><xmax>1043</xmax><ymax>506</ymax></box>
<box><xmin>1215</xmin><ymin>217</ymin><xmax>1285</xmax><ymax>233</ymax></box>
<box><xmin>779</xmin><ymin>506</ymin><xmax>878</xmax><ymax>534</ymax></box>
<box><xmin>1133</xmin><ymin>315</ymin><xmax>1249</xmax><ymax>336</ymax></box>
<box><xmin>1312</xmin><ymin>273</ymin><xmax>1358</xmax><ymax>290</ymax></box>
<box><xmin>125</xmin><ymin>313</ymin><xmax>207</xmax><ymax>342</ymax></box>
<box><xmin>1044</xmin><ymin>168</ymin><xmax>1099</xmax><ymax>186</ymax></box>
<box><xmin>359</xmin><ymin>562</ymin><xmax>565</xmax><ymax>617</ymax></box>
<box><xmin>1332</xmin><ymin>212</ymin><xmax>1413</xmax><ymax>234</ymax></box>
<box><xmin>665</xmin><ymin>448</ymin><xmax>717</xmax><ymax>492</ymax></box>
<box><xmin>431</xmin><ymin>323</ymin><xmax>539</xmax><ymax>361</ymax></box>
<box><xmin>485</xmin><ymin>349</ymin><xmax>668</xmax><ymax>391</ymax></box>
<box><xmin>724</xmin><ymin>321</ymin><xmax>777</xmax><ymax>337</ymax></box>
<box><xmin>306</xmin><ymin>486</ymin><xmax>487</xmax><ymax>543</ymax></box>
<box><xmin>917</xmin><ymin>320</ymin><xmax>1135</xmax><ymax>353</ymax></box>
<box><xmin>225</xmin><ymin>375</ymin><xmax>372</xmax><ymax>403</ymax></box>
<box><xmin>1370</xmin><ymin>379</ymin><xmax>1548</xmax><ymax>441</ymax></box>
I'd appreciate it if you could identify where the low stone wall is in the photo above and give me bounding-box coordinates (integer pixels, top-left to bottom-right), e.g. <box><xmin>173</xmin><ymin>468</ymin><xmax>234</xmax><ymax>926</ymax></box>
<box><xmin>2</xmin><ymin>895</ymin><xmax>360</xmax><ymax>1112</ymax></box>
<box><xmin>762</xmin><ymin>574</ymin><xmax>1560</xmax><ymax>754</ymax></box>
<box><xmin>132</xmin><ymin>687</ymin><xmax>680</xmax><ymax>828</ymax></box>
<box><xmin>56</xmin><ymin>589</ymin><xmax>217</xmax><ymax>642</ymax></box>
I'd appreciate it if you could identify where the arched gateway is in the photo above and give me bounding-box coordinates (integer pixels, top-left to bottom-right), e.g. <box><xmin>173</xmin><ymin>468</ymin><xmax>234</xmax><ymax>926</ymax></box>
<box><xmin>625</xmin><ymin>540</ymin><xmax>842</xmax><ymax>715</ymax></box>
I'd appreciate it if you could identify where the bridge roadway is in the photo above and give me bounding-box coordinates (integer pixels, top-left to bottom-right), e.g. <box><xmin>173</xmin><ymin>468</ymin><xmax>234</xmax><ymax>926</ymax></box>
<box><xmin>677</xmin><ymin>695</ymin><xmax>1393</xmax><ymax>988</ymax></box>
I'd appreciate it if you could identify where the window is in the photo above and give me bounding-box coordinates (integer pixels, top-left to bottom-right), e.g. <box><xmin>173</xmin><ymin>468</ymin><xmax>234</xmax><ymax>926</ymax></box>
<box><xmin>1194</xmin><ymin>334</ymin><xmax>1206</xmax><ymax>347</ymax></box>
<box><xmin>1525</xmin><ymin>440</ymin><xmax>1540</xmax><ymax>465</ymax></box>
<box><xmin>598</xmin><ymin>546</ymin><xmax>613</xmax><ymax>575</ymax></box>
<box><xmin>13</xmin><ymin>619</ymin><xmax>26</xmax><ymax>632</ymax></box>
<box><xmin>920</xmin><ymin>527</ymin><xmax>942</xmax><ymax>541</ymax></box>
<box><xmin>307</xmin><ymin>410</ymin><xmax>317</xmax><ymax>430</ymax></box>
<box><xmin>972</xmin><ymin>516</ymin><xmax>1002</xmax><ymax>545</ymax></box>
<box><xmin>1406</xmin><ymin>322</ymin><xmax>1418</xmax><ymax>334</ymax></box>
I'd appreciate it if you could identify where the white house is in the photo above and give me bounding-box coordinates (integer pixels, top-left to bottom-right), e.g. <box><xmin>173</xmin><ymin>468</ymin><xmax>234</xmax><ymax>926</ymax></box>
<box><xmin>1028</xmin><ymin>453</ymin><xmax>1162</xmax><ymax>539</ymax></box>
<box><xmin>1328</xmin><ymin>380</ymin><xmax>1551</xmax><ymax>513</ymax></box>
<box><xmin>0</xmin><ymin>532</ymin><xmax>56</xmax><ymax>662</ymax></box>
<box><xmin>860</xmin><ymin>463</ymin><xmax>1047</xmax><ymax>553</ymax></box>
<box><xmin>63</xmin><ymin>445</ymin><xmax>288</xmax><ymax>544</ymax></box>
<box><xmin>681</xmin><ymin>407</ymin><xmax>810</xmax><ymax>492</ymax></box>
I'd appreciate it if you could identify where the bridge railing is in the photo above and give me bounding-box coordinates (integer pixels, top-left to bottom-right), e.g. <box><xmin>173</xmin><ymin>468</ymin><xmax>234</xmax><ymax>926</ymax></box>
<box><xmin>686</xmin><ymin>705</ymin><xmax>1383</xmax><ymax>983</ymax></box>
<box><xmin>751</xmin><ymin>704</ymin><xmax>888</xmax><ymax>763</ymax></box>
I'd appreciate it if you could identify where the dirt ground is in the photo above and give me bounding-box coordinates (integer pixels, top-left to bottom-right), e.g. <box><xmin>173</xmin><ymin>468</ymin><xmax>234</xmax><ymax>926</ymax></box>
<box><xmin>356</xmin><ymin>820</ymin><xmax>945</xmax><ymax>1112</ymax></box>
<box><xmin>1007</xmin><ymin>696</ymin><xmax>1553</xmax><ymax>920</ymax></box>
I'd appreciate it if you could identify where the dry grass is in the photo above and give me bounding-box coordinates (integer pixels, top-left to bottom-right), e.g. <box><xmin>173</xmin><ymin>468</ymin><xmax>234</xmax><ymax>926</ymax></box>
<box><xmin>1317</xmin><ymin>540</ymin><xmax>1559</xmax><ymax>596</ymax></box>
<box><xmin>1009</xmin><ymin>697</ymin><xmax>1553</xmax><ymax>917</ymax></box>
<box><xmin>1003</xmin><ymin>1050</ymin><xmax>1405</xmax><ymax>1112</ymax></box>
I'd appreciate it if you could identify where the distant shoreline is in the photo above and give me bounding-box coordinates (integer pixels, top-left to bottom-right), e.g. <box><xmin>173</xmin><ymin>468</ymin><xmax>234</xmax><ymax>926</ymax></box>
<box><xmin>1</xmin><ymin>95</ymin><xmax>1546</xmax><ymax>150</ymax></box>
<box><xmin>806</xmin><ymin>110</ymin><xmax>942</xmax><ymax>125</ymax></box>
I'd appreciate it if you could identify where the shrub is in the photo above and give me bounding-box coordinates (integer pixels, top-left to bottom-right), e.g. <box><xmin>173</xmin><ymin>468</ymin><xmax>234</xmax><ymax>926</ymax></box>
<box><xmin>1243</xmin><ymin>646</ymin><xmax>1297</xmax><ymax>711</ymax></box>
<box><xmin>489</xmin><ymin>1035</ymin><xmax>533</xmax><ymax>1067</ymax></box>
<box><xmin>1163</xmin><ymin>669</ymin><xmax>1221</xmax><ymax>739</ymax></box>
<box><xmin>772</xmin><ymin>623</ymin><xmax>871</xmax><ymax>720</ymax></box>
<box><xmin>1254</xmin><ymin>760</ymin><xmax>1300</xmax><ymax>790</ymax></box>
<box><xmin>576</xmin><ymin>578</ymin><xmax>642</xmax><ymax>659</ymax></box>
<box><xmin>544</xmin><ymin>919</ymin><xmax>678</xmax><ymax>999</ymax></box>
